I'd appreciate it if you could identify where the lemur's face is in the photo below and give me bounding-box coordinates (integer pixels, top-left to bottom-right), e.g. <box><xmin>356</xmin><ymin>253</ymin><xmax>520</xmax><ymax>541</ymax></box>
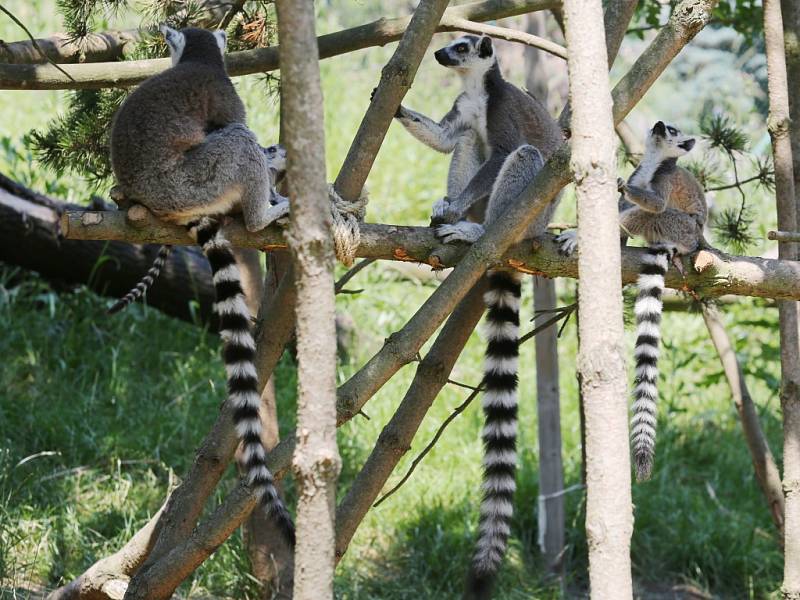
<box><xmin>264</xmin><ymin>144</ymin><xmax>287</xmax><ymax>183</ymax></box>
<box><xmin>160</xmin><ymin>25</ymin><xmax>227</xmax><ymax>66</ymax></box>
<box><xmin>648</xmin><ymin>121</ymin><xmax>696</xmax><ymax>158</ymax></box>
<box><xmin>434</xmin><ymin>35</ymin><xmax>494</xmax><ymax>74</ymax></box>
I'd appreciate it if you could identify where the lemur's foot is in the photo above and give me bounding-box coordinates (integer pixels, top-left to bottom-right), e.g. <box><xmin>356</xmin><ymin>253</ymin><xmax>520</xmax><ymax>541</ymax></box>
<box><xmin>435</xmin><ymin>222</ymin><xmax>485</xmax><ymax>244</ymax></box>
<box><xmin>555</xmin><ymin>229</ymin><xmax>578</xmax><ymax>256</ymax></box>
<box><xmin>617</xmin><ymin>177</ymin><xmax>627</xmax><ymax>193</ymax></box>
<box><xmin>263</xmin><ymin>199</ymin><xmax>290</xmax><ymax>227</ymax></box>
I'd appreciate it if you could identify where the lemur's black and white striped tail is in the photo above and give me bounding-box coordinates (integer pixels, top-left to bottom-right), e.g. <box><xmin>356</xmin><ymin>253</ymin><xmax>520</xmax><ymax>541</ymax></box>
<box><xmin>193</xmin><ymin>217</ymin><xmax>296</xmax><ymax>547</ymax></box>
<box><xmin>631</xmin><ymin>244</ymin><xmax>673</xmax><ymax>482</ymax></box>
<box><xmin>467</xmin><ymin>270</ymin><xmax>521</xmax><ymax>600</ymax></box>
<box><xmin>108</xmin><ymin>245</ymin><xmax>172</xmax><ymax>314</ymax></box>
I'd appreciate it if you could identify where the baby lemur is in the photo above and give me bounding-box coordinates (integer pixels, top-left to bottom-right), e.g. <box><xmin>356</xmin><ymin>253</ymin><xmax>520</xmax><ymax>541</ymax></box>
<box><xmin>393</xmin><ymin>34</ymin><xmax>561</xmax><ymax>599</ymax></box>
<box><xmin>108</xmin><ymin>26</ymin><xmax>294</xmax><ymax>546</ymax></box>
<box><xmin>558</xmin><ymin>121</ymin><xmax>706</xmax><ymax>481</ymax></box>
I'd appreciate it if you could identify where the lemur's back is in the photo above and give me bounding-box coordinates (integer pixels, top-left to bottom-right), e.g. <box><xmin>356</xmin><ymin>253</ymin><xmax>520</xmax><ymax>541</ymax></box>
<box><xmin>485</xmin><ymin>70</ymin><xmax>562</xmax><ymax>159</ymax></box>
<box><xmin>110</xmin><ymin>63</ymin><xmax>245</xmax><ymax>196</ymax></box>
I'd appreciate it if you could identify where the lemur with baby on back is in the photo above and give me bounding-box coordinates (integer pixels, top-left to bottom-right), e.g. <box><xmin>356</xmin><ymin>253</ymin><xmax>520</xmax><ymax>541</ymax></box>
<box><xmin>393</xmin><ymin>34</ymin><xmax>562</xmax><ymax>599</ymax></box>
<box><xmin>558</xmin><ymin>121</ymin><xmax>707</xmax><ymax>481</ymax></box>
<box><xmin>108</xmin><ymin>26</ymin><xmax>295</xmax><ymax>547</ymax></box>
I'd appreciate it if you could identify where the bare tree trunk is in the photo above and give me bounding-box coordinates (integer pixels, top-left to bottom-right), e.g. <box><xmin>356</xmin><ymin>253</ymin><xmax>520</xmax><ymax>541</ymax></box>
<box><xmin>701</xmin><ymin>304</ymin><xmax>785</xmax><ymax>534</ymax></box>
<box><xmin>563</xmin><ymin>0</ymin><xmax>633</xmax><ymax>596</ymax></box>
<box><xmin>275</xmin><ymin>2</ymin><xmax>339</xmax><ymax>598</ymax></box>
<box><xmin>533</xmin><ymin>277</ymin><xmax>566</xmax><ymax>574</ymax></box>
<box><xmin>765</xmin><ymin>0</ymin><xmax>800</xmax><ymax>595</ymax></box>
<box><xmin>780</xmin><ymin>0</ymin><xmax>800</xmax><ymax>210</ymax></box>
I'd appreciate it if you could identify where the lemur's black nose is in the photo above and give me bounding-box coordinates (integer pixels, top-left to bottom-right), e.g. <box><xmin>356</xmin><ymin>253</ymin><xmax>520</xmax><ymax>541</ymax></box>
<box><xmin>434</xmin><ymin>49</ymin><xmax>447</xmax><ymax>64</ymax></box>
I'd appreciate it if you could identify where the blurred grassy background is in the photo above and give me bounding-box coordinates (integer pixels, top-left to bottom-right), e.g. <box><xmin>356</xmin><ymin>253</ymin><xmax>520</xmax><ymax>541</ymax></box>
<box><xmin>0</xmin><ymin>2</ymin><xmax>785</xmax><ymax>598</ymax></box>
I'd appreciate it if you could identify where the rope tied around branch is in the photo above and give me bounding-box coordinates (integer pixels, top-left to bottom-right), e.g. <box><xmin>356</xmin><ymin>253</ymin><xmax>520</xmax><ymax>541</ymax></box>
<box><xmin>328</xmin><ymin>184</ymin><xmax>368</xmax><ymax>266</ymax></box>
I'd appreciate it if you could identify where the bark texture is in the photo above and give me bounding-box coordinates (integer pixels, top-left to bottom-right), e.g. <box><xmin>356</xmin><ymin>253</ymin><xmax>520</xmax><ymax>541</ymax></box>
<box><xmin>0</xmin><ymin>0</ymin><xmax>555</xmax><ymax>90</ymax></box>
<box><xmin>533</xmin><ymin>277</ymin><xmax>566</xmax><ymax>573</ymax></box>
<box><xmin>765</xmin><ymin>0</ymin><xmax>800</xmax><ymax>595</ymax></box>
<box><xmin>563</xmin><ymin>0</ymin><xmax>633</xmax><ymax>596</ymax></box>
<box><xmin>701</xmin><ymin>304</ymin><xmax>785</xmax><ymax>534</ymax></box>
<box><xmin>275</xmin><ymin>2</ymin><xmax>340</xmax><ymax>598</ymax></box>
<box><xmin>59</xmin><ymin>209</ymin><xmax>800</xmax><ymax>301</ymax></box>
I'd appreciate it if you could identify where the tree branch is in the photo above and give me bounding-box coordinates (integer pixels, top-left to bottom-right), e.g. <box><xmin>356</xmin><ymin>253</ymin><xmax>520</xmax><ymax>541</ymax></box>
<box><xmin>60</xmin><ymin>209</ymin><xmax>800</xmax><ymax>301</ymax></box>
<box><xmin>274</xmin><ymin>1</ymin><xmax>339</xmax><ymax>597</ymax></box>
<box><xmin>332</xmin><ymin>0</ymin><xmax>451</xmax><ymax>202</ymax></box>
<box><xmin>439</xmin><ymin>17</ymin><xmax>567</xmax><ymax>59</ymax></box>
<box><xmin>701</xmin><ymin>303</ymin><xmax>785</xmax><ymax>535</ymax></box>
<box><xmin>0</xmin><ymin>0</ymin><xmax>556</xmax><ymax>90</ymax></box>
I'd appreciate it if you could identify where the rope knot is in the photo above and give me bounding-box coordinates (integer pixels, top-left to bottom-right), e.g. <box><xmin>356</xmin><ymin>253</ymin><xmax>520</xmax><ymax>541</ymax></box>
<box><xmin>328</xmin><ymin>184</ymin><xmax>368</xmax><ymax>266</ymax></box>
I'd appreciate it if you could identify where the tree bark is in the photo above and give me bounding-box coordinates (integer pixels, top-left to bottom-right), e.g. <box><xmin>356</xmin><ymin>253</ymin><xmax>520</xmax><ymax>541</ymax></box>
<box><xmin>533</xmin><ymin>276</ymin><xmax>566</xmax><ymax>575</ymax></box>
<box><xmin>0</xmin><ymin>0</ymin><xmax>556</xmax><ymax>90</ymax></box>
<box><xmin>701</xmin><ymin>304</ymin><xmax>785</xmax><ymax>535</ymax></box>
<box><xmin>765</xmin><ymin>0</ymin><xmax>800</xmax><ymax>595</ymax></box>
<box><xmin>562</xmin><ymin>0</ymin><xmax>633</xmax><ymax>597</ymax></box>
<box><xmin>60</xmin><ymin>209</ymin><xmax>800</xmax><ymax>302</ymax></box>
<box><xmin>780</xmin><ymin>0</ymin><xmax>800</xmax><ymax>209</ymax></box>
<box><xmin>0</xmin><ymin>174</ymin><xmax>214</xmax><ymax>323</ymax></box>
<box><xmin>275</xmin><ymin>2</ymin><xmax>339</xmax><ymax>598</ymax></box>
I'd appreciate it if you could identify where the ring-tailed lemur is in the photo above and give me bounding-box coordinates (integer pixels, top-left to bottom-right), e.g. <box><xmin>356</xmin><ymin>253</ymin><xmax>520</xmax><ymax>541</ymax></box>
<box><xmin>108</xmin><ymin>26</ymin><xmax>295</xmax><ymax>545</ymax></box>
<box><xmin>557</xmin><ymin>121</ymin><xmax>706</xmax><ymax>481</ymax></box>
<box><xmin>393</xmin><ymin>35</ymin><xmax>561</xmax><ymax>599</ymax></box>
<box><xmin>108</xmin><ymin>143</ymin><xmax>287</xmax><ymax>315</ymax></box>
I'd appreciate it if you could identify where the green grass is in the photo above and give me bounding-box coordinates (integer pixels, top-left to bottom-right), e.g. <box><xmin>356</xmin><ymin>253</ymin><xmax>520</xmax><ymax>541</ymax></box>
<box><xmin>0</xmin><ymin>2</ymin><xmax>788</xmax><ymax>598</ymax></box>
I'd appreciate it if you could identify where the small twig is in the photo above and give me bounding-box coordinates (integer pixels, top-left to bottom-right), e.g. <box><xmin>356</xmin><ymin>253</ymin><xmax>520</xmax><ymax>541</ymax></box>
<box><xmin>446</xmin><ymin>378</ymin><xmax>481</xmax><ymax>392</ymax></box>
<box><xmin>374</xmin><ymin>303</ymin><xmax>576</xmax><ymax>507</ymax></box>
<box><xmin>335</xmin><ymin>258</ymin><xmax>375</xmax><ymax>293</ymax></box>
<box><xmin>218</xmin><ymin>0</ymin><xmax>247</xmax><ymax>29</ymax></box>
<box><xmin>707</xmin><ymin>172</ymin><xmax>773</xmax><ymax>192</ymax></box>
<box><xmin>0</xmin><ymin>4</ymin><xmax>76</xmax><ymax>81</ymax></box>
<box><xmin>373</xmin><ymin>386</ymin><xmax>480</xmax><ymax>507</ymax></box>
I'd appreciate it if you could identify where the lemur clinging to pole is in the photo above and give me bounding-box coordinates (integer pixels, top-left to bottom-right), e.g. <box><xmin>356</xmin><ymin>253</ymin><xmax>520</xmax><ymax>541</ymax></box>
<box><xmin>392</xmin><ymin>34</ymin><xmax>562</xmax><ymax>599</ymax></box>
<box><xmin>558</xmin><ymin>121</ymin><xmax>707</xmax><ymax>482</ymax></box>
<box><xmin>108</xmin><ymin>26</ymin><xmax>295</xmax><ymax>547</ymax></box>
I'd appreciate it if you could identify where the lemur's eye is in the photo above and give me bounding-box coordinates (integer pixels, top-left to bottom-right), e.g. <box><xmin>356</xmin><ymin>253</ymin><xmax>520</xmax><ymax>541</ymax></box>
<box><xmin>667</xmin><ymin>126</ymin><xmax>677</xmax><ymax>136</ymax></box>
<box><xmin>267</xmin><ymin>146</ymin><xmax>277</xmax><ymax>154</ymax></box>
<box><xmin>455</xmin><ymin>44</ymin><xmax>468</xmax><ymax>53</ymax></box>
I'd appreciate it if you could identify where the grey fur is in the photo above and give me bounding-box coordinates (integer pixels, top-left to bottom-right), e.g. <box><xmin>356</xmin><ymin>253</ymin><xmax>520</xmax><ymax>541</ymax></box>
<box><xmin>396</xmin><ymin>34</ymin><xmax>562</xmax><ymax>227</ymax></box>
<box><xmin>110</xmin><ymin>27</ymin><xmax>287</xmax><ymax>232</ymax></box>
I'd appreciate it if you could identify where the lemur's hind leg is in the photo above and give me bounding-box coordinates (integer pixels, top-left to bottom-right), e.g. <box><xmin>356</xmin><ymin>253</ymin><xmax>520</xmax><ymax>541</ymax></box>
<box><xmin>436</xmin><ymin>144</ymin><xmax>545</xmax><ymax>245</ymax></box>
<box><xmin>620</xmin><ymin>207</ymin><xmax>703</xmax><ymax>254</ymax></box>
<box><xmin>177</xmin><ymin>123</ymin><xmax>281</xmax><ymax>231</ymax></box>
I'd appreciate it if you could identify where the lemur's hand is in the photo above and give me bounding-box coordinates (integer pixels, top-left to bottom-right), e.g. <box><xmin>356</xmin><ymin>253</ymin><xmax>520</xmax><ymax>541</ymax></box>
<box><xmin>370</xmin><ymin>87</ymin><xmax>404</xmax><ymax>118</ymax></box>
<box><xmin>617</xmin><ymin>177</ymin><xmax>627</xmax><ymax>193</ymax></box>
<box><xmin>430</xmin><ymin>197</ymin><xmax>455</xmax><ymax>226</ymax></box>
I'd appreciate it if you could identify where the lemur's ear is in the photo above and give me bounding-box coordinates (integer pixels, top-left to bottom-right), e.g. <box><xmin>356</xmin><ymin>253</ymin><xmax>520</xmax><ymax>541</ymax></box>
<box><xmin>159</xmin><ymin>24</ymin><xmax>185</xmax><ymax>62</ymax></box>
<box><xmin>652</xmin><ymin>121</ymin><xmax>666</xmax><ymax>136</ymax></box>
<box><xmin>478</xmin><ymin>36</ymin><xmax>493</xmax><ymax>59</ymax></box>
<box><xmin>213</xmin><ymin>30</ymin><xmax>227</xmax><ymax>52</ymax></box>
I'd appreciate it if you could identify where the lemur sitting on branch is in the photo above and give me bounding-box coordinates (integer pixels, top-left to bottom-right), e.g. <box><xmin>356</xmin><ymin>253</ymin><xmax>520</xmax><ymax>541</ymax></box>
<box><xmin>108</xmin><ymin>26</ymin><xmax>295</xmax><ymax>547</ymax></box>
<box><xmin>557</xmin><ymin>121</ymin><xmax>707</xmax><ymax>482</ymax></box>
<box><xmin>393</xmin><ymin>34</ymin><xmax>562</xmax><ymax>599</ymax></box>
